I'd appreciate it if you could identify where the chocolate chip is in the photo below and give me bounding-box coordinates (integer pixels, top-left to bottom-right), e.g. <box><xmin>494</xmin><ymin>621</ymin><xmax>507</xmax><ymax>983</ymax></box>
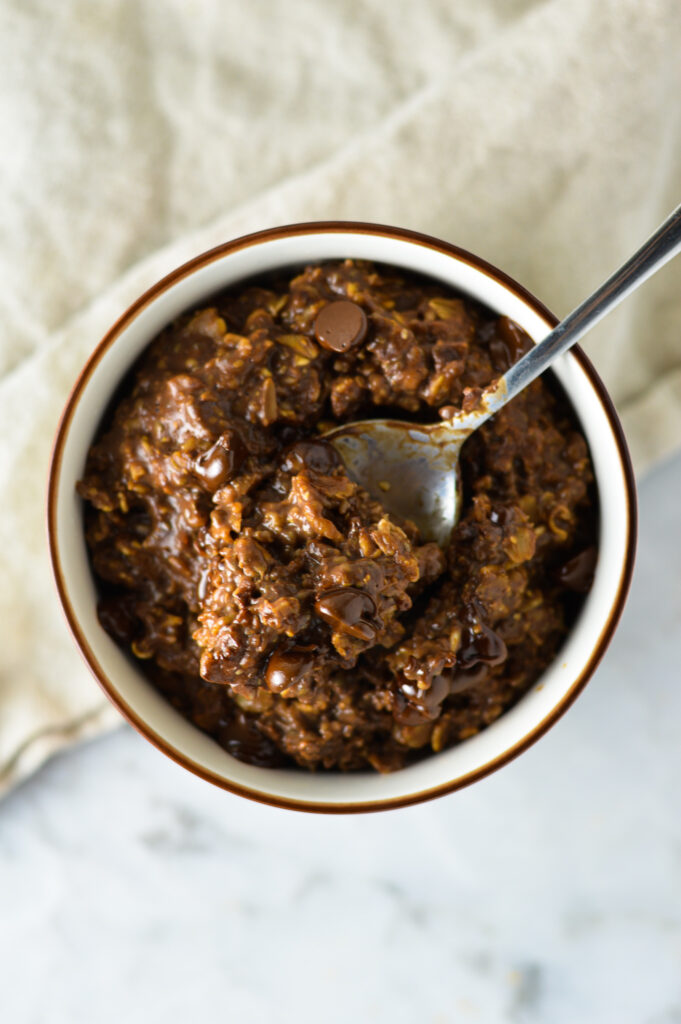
<box><xmin>314</xmin><ymin>300</ymin><xmax>368</xmax><ymax>353</ymax></box>
<box><xmin>283</xmin><ymin>439</ymin><xmax>341</xmax><ymax>475</ymax></box>
<box><xmin>265</xmin><ymin>646</ymin><xmax>315</xmax><ymax>693</ymax></box>
<box><xmin>557</xmin><ymin>546</ymin><xmax>598</xmax><ymax>593</ymax></box>
<box><xmin>314</xmin><ymin>587</ymin><xmax>377</xmax><ymax>641</ymax></box>
<box><xmin>193</xmin><ymin>430</ymin><xmax>246</xmax><ymax>491</ymax></box>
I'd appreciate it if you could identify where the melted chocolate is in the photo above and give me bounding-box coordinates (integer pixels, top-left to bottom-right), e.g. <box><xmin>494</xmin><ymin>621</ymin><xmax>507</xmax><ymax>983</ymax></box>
<box><xmin>314</xmin><ymin>587</ymin><xmax>378</xmax><ymax>641</ymax></box>
<box><xmin>458</xmin><ymin>605</ymin><xmax>508</xmax><ymax>670</ymax></box>
<box><xmin>395</xmin><ymin>673</ymin><xmax>451</xmax><ymax>724</ymax></box>
<box><xmin>265</xmin><ymin>646</ymin><xmax>316</xmax><ymax>693</ymax></box>
<box><xmin>447</xmin><ymin>663</ymin><xmax>491</xmax><ymax>695</ymax></box>
<box><xmin>97</xmin><ymin>596</ymin><xmax>139</xmax><ymax>645</ymax></box>
<box><xmin>217</xmin><ymin>712</ymin><xmax>286</xmax><ymax>768</ymax></box>
<box><xmin>489</xmin><ymin>315</ymin><xmax>534</xmax><ymax>371</ymax></box>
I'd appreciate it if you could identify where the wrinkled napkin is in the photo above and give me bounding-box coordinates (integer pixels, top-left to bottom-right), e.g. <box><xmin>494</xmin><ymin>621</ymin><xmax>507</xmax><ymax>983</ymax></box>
<box><xmin>1</xmin><ymin>0</ymin><xmax>680</xmax><ymax>796</ymax></box>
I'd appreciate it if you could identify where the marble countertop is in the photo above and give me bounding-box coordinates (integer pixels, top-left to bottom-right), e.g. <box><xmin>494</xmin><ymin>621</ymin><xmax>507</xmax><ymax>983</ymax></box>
<box><xmin>2</xmin><ymin>453</ymin><xmax>680</xmax><ymax>1024</ymax></box>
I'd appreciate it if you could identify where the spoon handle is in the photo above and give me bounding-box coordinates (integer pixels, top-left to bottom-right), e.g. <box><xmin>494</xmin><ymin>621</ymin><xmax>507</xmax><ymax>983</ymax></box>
<box><xmin>490</xmin><ymin>201</ymin><xmax>681</xmax><ymax>413</ymax></box>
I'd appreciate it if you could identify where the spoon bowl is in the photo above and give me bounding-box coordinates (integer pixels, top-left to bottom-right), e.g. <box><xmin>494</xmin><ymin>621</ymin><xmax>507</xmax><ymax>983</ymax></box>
<box><xmin>325</xmin><ymin>419</ymin><xmax>466</xmax><ymax>547</ymax></box>
<box><xmin>324</xmin><ymin>394</ymin><xmax>503</xmax><ymax>546</ymax></box>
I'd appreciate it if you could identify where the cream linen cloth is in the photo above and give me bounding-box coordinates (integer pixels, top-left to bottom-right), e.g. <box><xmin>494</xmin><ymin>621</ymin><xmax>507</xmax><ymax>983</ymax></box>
<box><xmin>1</xmin><ymin>0</ymin><xmax>680</xmax><ymax>796</ymax></box>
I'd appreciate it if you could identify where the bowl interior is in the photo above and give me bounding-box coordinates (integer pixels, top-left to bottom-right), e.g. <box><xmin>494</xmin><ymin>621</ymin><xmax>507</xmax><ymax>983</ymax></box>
<box><xmin>50</xmin><ymin>228</ymin><xmax>633</xmax><ymax>810</ymax></box>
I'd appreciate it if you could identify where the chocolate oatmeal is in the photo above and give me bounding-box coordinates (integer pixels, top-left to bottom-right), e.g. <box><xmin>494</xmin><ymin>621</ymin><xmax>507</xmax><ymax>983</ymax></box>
<box><xmin>78</xmin><ymin>260</ymin><xmax>596</xmax><ymax>772</ymax></box>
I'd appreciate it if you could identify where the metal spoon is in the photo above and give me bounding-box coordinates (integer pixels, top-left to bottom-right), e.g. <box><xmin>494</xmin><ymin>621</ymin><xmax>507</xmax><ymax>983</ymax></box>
<box><xmin>324</xmin><ymin>203</ymin><xmax>681</xmax><ymax>546</ymax></box>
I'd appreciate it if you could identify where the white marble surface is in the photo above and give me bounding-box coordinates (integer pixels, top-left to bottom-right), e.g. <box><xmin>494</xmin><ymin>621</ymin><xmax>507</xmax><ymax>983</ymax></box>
<box><xmin>2</xmin><ymin>454</ymin><xmax>681</xmax><ymax>1024</ymax></box>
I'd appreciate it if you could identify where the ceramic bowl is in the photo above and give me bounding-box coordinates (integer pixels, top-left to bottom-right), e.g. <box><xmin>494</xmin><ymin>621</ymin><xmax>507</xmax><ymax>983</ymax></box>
<box><xmin>47</xmin><ymin>222</ymin><xmax>637</xmax><ymax>813</ymax></box>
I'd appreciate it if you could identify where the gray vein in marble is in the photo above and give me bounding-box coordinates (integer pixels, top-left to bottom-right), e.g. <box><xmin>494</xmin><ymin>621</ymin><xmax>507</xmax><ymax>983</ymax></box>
<box><xmin>375</xmin><ymin>878</ymin><xmax>429</xmax><ymax>928</ymax></box>
<box><xmin>507</xmin><ymin>963</ymin><xmax>543</xmax><ymax>1021</ymax></box>
<box><xmin>138</xmin><ymin>798</ymin><xmax>254</xmax><ymax>854</ymax></box>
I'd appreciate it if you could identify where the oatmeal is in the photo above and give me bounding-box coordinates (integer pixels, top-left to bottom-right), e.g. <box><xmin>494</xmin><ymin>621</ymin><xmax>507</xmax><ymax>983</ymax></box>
<box><xmin>78</xmin><ymin>260</ymin><xmax>596</xmax><ymax>772</ymax></box>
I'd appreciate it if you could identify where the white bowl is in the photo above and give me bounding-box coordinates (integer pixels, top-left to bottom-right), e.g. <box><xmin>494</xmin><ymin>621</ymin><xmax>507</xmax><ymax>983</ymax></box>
<box><xmin>48</xmin><ymin>222</ymin><xmax>637</xmax><ymax>813</ymax></box>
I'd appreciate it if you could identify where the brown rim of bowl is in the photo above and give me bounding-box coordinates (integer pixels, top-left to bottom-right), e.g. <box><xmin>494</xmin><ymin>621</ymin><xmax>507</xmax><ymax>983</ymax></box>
<box><xmin>47</xmin><ymin>220</ymin><xmax>637</xmax><ymax>814</ymax></box>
